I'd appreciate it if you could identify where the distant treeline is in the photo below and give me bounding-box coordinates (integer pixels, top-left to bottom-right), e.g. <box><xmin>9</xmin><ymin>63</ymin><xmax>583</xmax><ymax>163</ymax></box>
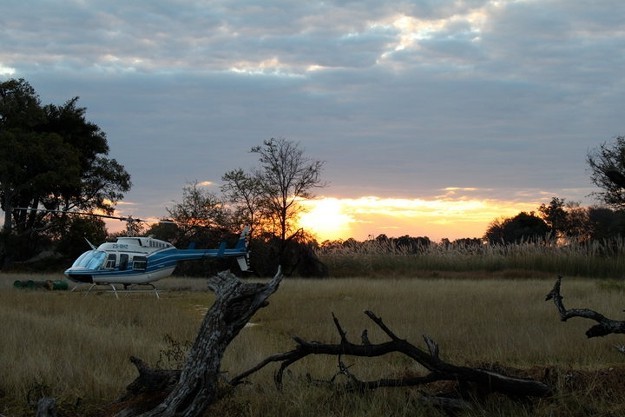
<box><xmin>319</xmin><ymin>197</ymin><xmax>625</xmax><ymax>249</ymax></box>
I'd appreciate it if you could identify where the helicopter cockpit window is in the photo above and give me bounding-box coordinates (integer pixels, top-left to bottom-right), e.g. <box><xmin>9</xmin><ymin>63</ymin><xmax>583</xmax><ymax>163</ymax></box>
<box><xmin>71</xmin><ymin>250</ymin><xmax>107</xmax><ymax>270</ymax></box>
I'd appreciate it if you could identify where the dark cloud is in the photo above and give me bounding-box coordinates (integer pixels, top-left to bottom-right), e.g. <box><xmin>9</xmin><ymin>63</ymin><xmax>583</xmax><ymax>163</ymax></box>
<box><xmin>2</xmin><ymin>0</ymin><xmax>624</xmax><ymax>227</ymax></box>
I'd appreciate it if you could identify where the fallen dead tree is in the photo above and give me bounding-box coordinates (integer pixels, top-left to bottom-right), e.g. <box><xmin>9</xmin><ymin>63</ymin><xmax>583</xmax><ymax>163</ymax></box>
<box><xmin>113</xmin><ymin>271</ymin><xmax>553</xmax><ymax>416</ymax></box>
<box><xmin>113</xmin><ymin>268</ymin><xmax>283</xmax><ymax>417</ymax></box>
<box><xmin>545</xmin><ymin>275</ymin><xmax>625</xmax><ymax>338</ymax></box>
<box><xmin>230</xmin><ymin>310</ymin><xmax>552</xmax><ymax>405</ymax></box>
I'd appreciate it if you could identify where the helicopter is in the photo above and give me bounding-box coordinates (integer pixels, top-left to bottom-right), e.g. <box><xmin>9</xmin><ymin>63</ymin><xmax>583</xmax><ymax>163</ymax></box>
<box><xmin>65</xmin><ymin>227</ymin><xmax>250</xmax><ymax>285</ymax></box>
<box><xmin>14</xmin><ymin>208</ymin><xmax>250</xmax><ymax>296</ymax></box>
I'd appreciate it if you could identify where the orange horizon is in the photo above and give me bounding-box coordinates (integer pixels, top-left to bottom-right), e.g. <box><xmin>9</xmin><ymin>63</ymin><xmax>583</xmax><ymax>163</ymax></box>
<box><xmin>298</xmin><ymin>195</ymin><xmax>541</xmax><ymax>242</ymax></box>
<box><xmin>106</xmin><ymin>193</ymin><xmax>547</xmax><ymax>243</ymax></box>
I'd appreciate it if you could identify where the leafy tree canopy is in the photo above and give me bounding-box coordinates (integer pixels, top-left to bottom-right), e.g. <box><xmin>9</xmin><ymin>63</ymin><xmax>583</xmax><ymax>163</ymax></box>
<box><xmin>587</xmin><ymin>135</ymin><xmax>625</xmax><ymax>208</ymax></box>
<box><xmin>484</xmin><ymin>211</ymin><xmax>549</xmax><ymax>244</ymax></box>
<box><xmin>0</xmin><ymin>78</ymin><xmax>131</xmax><ymax>262</ymax></box>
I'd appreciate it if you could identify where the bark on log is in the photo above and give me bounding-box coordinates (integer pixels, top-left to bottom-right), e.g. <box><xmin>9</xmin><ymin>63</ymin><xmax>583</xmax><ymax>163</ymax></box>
<box><xmin>231</xmin><ymin>310</ymin><xmax>552</xmax><ymax>399</ymax></box>
<box><xmin>116</xmin><ymin>268</ymin><xmax>283</xmax><ymax>417</ymax></box>
<box><xmin>546</xmin><ymin>275</ymin><xmax>625</xmax><ymax>338</ymax></box>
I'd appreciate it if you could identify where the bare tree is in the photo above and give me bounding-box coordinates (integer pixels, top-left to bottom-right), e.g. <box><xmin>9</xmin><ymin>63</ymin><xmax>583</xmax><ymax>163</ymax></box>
<box><xmin>167</xmin><ymin>182</ymin><xmax>229</xmax><ymax>231</ymax></box>
<box><xmin>221</xmin><ymin>139</ymin><xmax>325</xmax><ymax>273</ymax></box>
<box><xmin>250</xmin><ymin>138</ymin><xmax>325</xmax><ymax>243</ymax></box>
<box><xmin>221</xmin><ymin>168</ymin><xmax>264</xmax><ymax>236</ymax></box>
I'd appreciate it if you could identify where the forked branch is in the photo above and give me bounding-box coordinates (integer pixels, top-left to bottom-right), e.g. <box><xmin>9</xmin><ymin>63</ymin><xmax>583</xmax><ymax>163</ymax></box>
<box><xmin>545</xmin><ymin>275</ymin><xmax>625</xmax><ymax>338</ymax></box>
<box><xmin>230</xmin><ymin>310</ymin><xmax>552</xmax><ymax>399</ymax></box>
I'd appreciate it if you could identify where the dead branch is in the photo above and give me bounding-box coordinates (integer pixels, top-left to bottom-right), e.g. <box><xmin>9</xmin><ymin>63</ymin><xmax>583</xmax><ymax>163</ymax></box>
<box><xmin>230</xmin><ymin>310</ymin><xmax>552</xmax><ymax>399</ymax></box>
<box><xmin>114</xmin><ymin>268</ymin><xmax>283</xmax><ymax>417</ymax></box>
<box><xmin>545</xmin><ymin>275</ymin><xmax>625</xmax><ymax>338</ymax></box>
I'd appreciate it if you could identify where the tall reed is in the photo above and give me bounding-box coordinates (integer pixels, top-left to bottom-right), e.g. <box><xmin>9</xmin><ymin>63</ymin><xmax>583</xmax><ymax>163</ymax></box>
<box><xmin>318</xmin><ymin>238</ymin><xmax>625</xmax><ymax>278</ymax></box>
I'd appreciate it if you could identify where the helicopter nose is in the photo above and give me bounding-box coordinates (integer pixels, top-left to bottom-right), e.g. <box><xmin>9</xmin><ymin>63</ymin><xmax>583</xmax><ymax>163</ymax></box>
<box><xmin>64</xmin><ymin>271</ymin><xmax>94</xmax><ymax>283</ymax></box>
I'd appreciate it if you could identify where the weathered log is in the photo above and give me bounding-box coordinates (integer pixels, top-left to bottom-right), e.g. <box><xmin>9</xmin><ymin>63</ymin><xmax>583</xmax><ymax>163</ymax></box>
<box><xmin>115</xmin><ymin>268</ymin><xmax>283</xmax><ymax>417</ymax></box>
<box><xmin>231</xmin><ymin>310</ymin><xmax>552</xmax><ymax>399</ymax></box>
<box><xmin>546</xmin><ymin>275</ymin><xmax>625</xmax><ymax>338</ymax></box>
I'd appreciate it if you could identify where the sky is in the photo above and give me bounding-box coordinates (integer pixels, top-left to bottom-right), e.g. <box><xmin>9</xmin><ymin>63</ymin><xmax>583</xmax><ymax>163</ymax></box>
<box><xmin>2</xmin><ymin>0</ymin><xmax>624</xmax><ymax>242</ymax></box>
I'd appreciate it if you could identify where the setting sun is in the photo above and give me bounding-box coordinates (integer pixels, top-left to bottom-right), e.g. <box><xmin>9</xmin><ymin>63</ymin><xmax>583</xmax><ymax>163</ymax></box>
<box><xmin>299</xmin><ymin>198</ymin><xmax>354</xmax><ymax>241</ymax></box>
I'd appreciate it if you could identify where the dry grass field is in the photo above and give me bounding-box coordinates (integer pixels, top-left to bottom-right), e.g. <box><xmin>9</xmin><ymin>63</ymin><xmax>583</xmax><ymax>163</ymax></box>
<box><xmin>2</xmin><ymin>272</ymin><xmax>625</xmax><ymax>416</ymax></box>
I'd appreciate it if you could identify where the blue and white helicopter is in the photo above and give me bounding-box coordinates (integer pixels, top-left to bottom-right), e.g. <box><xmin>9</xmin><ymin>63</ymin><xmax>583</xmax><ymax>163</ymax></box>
<box><xmin>65</xmin><ymin>227</ymin><xmax>250</xmax><ymax>287</ymax></box>
<box><xmin>16</xmin><ymin>208</ymin><xmax>250</xmax><ymax>296</ymax></box>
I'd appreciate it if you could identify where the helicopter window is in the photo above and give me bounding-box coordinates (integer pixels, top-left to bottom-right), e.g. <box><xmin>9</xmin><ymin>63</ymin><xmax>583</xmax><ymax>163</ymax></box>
<box><xmin>71</xmin><ymin>250</ymin><xmax>107</xmax><ymax>270</ymax></box>
<box><xmin>133</xmin><ymin>256</ymin><xmax>147</xmax><ymax>271</ymax></box>
<box><xmin>119</xmin><ymin>254</ymin><xmax>129</xmax><ymax>270</ymax></box>
<box><xmin>105</xmin><ymin>254</ymin><xmax>116</xmax><ymax>269</ymax></box>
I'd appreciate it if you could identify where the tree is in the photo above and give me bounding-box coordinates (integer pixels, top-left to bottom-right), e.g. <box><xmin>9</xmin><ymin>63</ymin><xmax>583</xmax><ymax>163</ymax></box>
<box><xmin>587</xmin><ymin>135</ymin><xmax>625</xmax><ymax>208</ymax></box>
<box><xmin>0</xmin><ymin>130</ymin><xmax>81</xmax><ymax>233</ymax></box>
<box><xmin>586</xmin><ymin>206</ymin><xmax>625</xmax><ymax>241</ymax></box>
<box><xmin>1</xmin><ymin>80</ymin><xmax>131</xmax><ymax>232</ymax></box>
<box><xmin>37</xmin><ymin>97</ymin><xmax>131</xmax><ymax>216</ymax></box>
<box><xmin>562</xmin><ymin>202</ymin><xmax>592</xmax><ymax>243</ymax></box>
<box><xmin>538</xmin><ymin>197</ymin><xmax>568</xmax><ymax>240</ymax></box>
<box><xmin>221</xmin><ymin>138</ymin><xmax>325</xmax><ymax>272</ymax></box>
<box><xmin>220</xmin><ymin>168</ymin><xmax>264</xmax><ymax>235</ymax></box>
<box><xmin>232</xmin><ymin>311</ymin><xmax>552</xmax><ymax>405</ymax></box>
<box><xmin>0</xmin><ymin>78</ymin><xmax>131</xmax><ymax>262</ymax></box>
<box><xmin>250</xmin><ymin>138</ymin><xmax>325</xmax><ymax>243</ymax></box>
<box><xmin>163</xmin><ymin>181</ymin><xmax>229</xmax><ymax>245</ymax></box>
<box><xmin>114</xmin><ymin>270</ymin><xmax>550</xmax><ymax>416</ymax></box>
<box><xmin>1</xmin><ymin>78</ymin><xmax>46</xmax><ymax>233</ymax></box>
<box><xmin>484</xmin><ymin>212</ymin><xmax>549</xmax><ymax>244</ymax></box>
<box><xmin>55</xmin><ymin>216</ymin><xmax>107</xmax><ymax>259</ymax></box>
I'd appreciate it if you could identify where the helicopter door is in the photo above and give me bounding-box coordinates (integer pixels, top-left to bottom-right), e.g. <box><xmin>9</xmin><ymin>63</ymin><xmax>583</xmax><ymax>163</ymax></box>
<box><xmin>119</xmin><ymin>254</ymin><xmax>129</xmax><ymax>270</ymax></box>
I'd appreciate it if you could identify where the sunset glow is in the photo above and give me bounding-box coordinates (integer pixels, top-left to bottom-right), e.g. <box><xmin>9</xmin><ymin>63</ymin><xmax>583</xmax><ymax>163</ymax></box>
<box><xmin>105</xmin><ymin>192</ymin><xmax>546</xmax><ymax>243</ymax></box>
<box><xmin>299</xmin><ymin>194</ymin><xmax>540</xmax><ymax>242</ymax></box>
<box><xmin>299</xmin><ymin>198</ymin><xmax>354</xmax><ymax>241</ymax></box>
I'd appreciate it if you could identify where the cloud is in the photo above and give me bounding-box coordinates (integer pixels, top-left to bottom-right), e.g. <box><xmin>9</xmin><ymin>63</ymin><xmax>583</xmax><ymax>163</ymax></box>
<box><xmin>1</xmin><ymin>0</ymin><xmax>623</xmax><ymax>239</ymax></box>
<box><xmin>0</xmin><ymin>64</ymin><xmax>16</xmax><ymax>77</ymax></box>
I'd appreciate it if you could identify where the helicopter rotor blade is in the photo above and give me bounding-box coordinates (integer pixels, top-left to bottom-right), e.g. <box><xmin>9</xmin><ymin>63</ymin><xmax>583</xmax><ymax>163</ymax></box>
<box><xmin>14</xmin><ymin>208</ymin><xmax>207</xmax><ymax>229</ymax></box>
<box><xmin>13</xmin><ymin>207</ymin><xmax>144</xmax><ymax>223</ymax></box>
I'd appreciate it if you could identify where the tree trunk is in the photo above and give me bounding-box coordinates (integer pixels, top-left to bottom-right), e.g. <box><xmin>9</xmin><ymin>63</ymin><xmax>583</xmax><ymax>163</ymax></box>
<box><xmin>2</xmin><ymin>189</ymin><xmax>12</xmax><ymax>233</ymax></box>
<box><xmin>116</xmin><ymin>268</ymin><xmax>283</xmax><ymax>417</ymax></box>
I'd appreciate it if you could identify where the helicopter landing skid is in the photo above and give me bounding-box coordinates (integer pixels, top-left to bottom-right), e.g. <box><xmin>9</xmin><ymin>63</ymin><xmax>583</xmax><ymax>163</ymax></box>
<box><xmin>73</xmin><ymin>282</ymin><xmax>161</xmax><ymax>299</ymax></box>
